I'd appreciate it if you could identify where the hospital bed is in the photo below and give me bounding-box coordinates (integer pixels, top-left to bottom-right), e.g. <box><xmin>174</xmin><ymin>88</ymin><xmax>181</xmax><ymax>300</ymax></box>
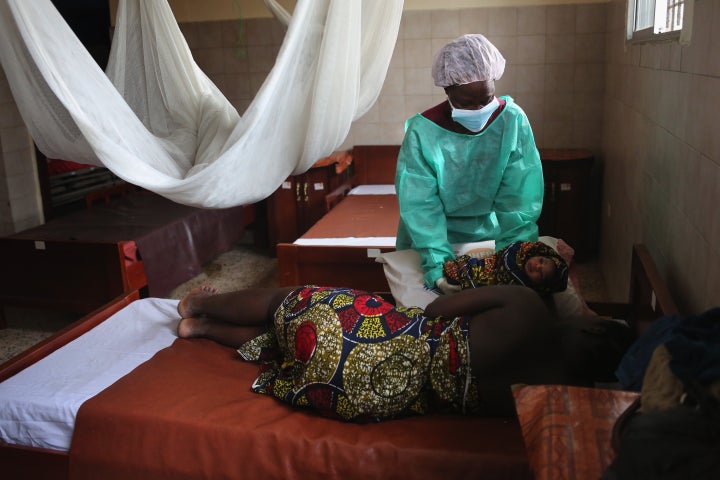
<box><xmin>277</xmin><ymin>145</ymin><xmax>400</xmax><ymax>293</ymax></box>
<box><xmin>0</xmin><ymin>243</ymin><xmax>679</xmax><ymax>480</ymax></box>
<box><xmin>0</xmin><ymin>189</ymin><xmax>252</xmax><ymax>327</ymax></box>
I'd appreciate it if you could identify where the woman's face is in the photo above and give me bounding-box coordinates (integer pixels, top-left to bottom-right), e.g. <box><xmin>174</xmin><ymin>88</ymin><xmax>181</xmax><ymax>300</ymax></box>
<box><xmin>444</xmin><ymin>80</ymin><xmax>495</xmax><ymax>110</ymax></box>
<box><xmin>524</xmin><ymin>256</ymin><xmax>557</xmax><ymax>286</ymax></box>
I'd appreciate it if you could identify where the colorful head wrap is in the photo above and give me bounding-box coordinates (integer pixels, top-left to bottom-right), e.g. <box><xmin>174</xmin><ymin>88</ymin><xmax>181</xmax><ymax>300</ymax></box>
<box><xmin>443</xmin><ymin>241</ymin><xmax>569</xmax><ymax>295</ymax></box>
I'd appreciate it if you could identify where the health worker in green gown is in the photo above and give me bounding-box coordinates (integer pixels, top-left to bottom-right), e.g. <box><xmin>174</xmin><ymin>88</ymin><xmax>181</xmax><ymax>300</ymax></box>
<box><xmin>395</xmin><ymin>34</ymin><xmax>544</xmax><ymax>294</ymax></box>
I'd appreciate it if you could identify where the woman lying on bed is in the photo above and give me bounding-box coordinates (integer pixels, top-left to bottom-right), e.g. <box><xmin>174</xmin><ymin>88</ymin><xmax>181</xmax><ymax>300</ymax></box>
<box><xmin>177</xmin><ymin>284</ymin><xmax>632</xmax><ymax>421</ymax></box>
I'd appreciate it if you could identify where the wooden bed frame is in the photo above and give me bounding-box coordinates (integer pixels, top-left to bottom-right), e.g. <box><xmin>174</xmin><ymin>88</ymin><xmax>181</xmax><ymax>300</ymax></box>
<box><xmin>0</xmin><ymin>190</ymin><xmax>252</xmax><ymax>328</ymax></box>
<box><xmin>0</xmin><ymin>243</ymin><xmax>679</xmax><ymax>479</ymax></box>
<box><xmin>0</xmin><ymin>239</ymin><xmax>146</xmax><ymax>328</ymax></box>
<box><xmin>277</xmin><ymin>145</ymin><xmax>400</xmax><ymax>292</ymax></box>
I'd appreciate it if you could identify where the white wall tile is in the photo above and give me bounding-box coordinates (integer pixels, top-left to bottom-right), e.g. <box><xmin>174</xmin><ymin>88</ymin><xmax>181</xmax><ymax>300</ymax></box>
<box><xmin>459</xmin><ymin>8</ymin><xmax>490</xmax><ymax>36</ymax></box>
<box><xmin>377</xmin><ymin>95</ymin><xmax>408</xmax><ymax>125</ymax></box>
<box><xmin>389</xmin><ymin>39</ymin><xmax>405</xmax><ymax>69</ymax></box>
<box><xmin>404</xmin><ymin>39</ymin><xmax>433</xmax><ymax>68</ymax></box>
<box><xmin>0</xmin><ymin>101</ymin><xmax>21</xmax><ymax>129</ymax></box>
<box><xmin>6</xmin><ymin>173</ymin><xmax>37</xmax><ymax>200</ymax></box>
<box><xmin>546</xmin><ymin>5</ymin><xmax>577</xmax><ymax>35</ymax></box>
<box><xmin>404</xmin><ymin>95</ymin><xmax>435</xmax><ymax>119</ymax></box>
<box><xmin>544</xmin><ymin>93</ymin><xmax>574</xmax><ymax>122</ymax></box>
<box><xmin>515</xmin><ymin>94</ymin><xmax>543</xmax><ymax>126</ymax></box>
<box><xmin>575</xmin><ymin>33</ymin><xmax>605</xmax><ymax>63</ymax></box>
<box><xmin>546</xmin><ymin>34</ymin><xmax>576</xmax><ymax>64</ymax></box>
<box><xmin>517</xmin><ymin>35</ymin><xmax>546</xmax><ymax>65</ymax></box>
<box><xmin>488</xmin><ymin>35</ymin><xmax>518</xmax><ymax>64</ymax></box>
<box><xmin>495</xmin><ymin>67</ymin><xmax>518</xmax><ymax>97</ymax></box>
<box><xmin>487</xmin><ymin>8</ymin><xmax>518</xmax><ymax>37</ymax></box>
<box><xmin>378</xmin><ymin>122</ymin><xmax>406</xmax><ymax>145</ymax></box>
<box><xmin>403</xmin><ymin>67</ymin><xmax>434</xmax><ymax>96</ymax></box>
<box><xmin>684</xmin><ymin>74</ymin><xmax>719</xmax><ymax>160</ymax></box>
<box><xmin>355</xmin><ymin>102</ymin><xmax>380</xmax><ymax>124</ymax></box>
<box><xmin>350</xmin><ymin>122</ymin><xmax>385</xmax><ymax>145</ymax></box>
<box><xmin>709</xmin><ymin>2</ymin><xmax>720</xmax><ymax>77</ymax></box>
<box><xmin>680</xmin><ymin>0</ymin><xmax>714</xmax><ymax>75</ymax></box>
<box><xmin>543</xmin><ymin>120</ymin><xmax>573</xmax><ymax>148</ymax></box>
<box><xmin>574</xmin><ymin>64</ymin><xmax>605</xmax><ymax>93</ymax></box>
<box><xmin>544</xmin><ymin>64</ymin><xmax>575</xmax><ymax>93</ymax></box>
<box><xmin>576</xmin><ymin>3</ymin><xmax>606</xmax><ymax>34</ymax></box>
<box><xmin>2</xmin><ymin>148</ymin><xmax>34</xmax><ymax>177</ymax></box>
<box><xmin>401</xmin><ymin>11</ymin><xmax>432</xmax><ymax>40</ymax></box>
<box><xmin>515</xmin><ymin>65</ymin><xmax>546</xmax><ymax>93</ymax></box>
<box><xmin>381</xmin><ymin>68</ymin><xmax>405</xmax><ymax>96</ymax></box>
<box><xmin>0</xmin><ymin>126</ymin><xmax>31</xmax><ymax>155</ymax></box>
<box><xmin>518</xmin><ymin>7</ymin><xmax>546</xmax><ymax>35</ymax></box>
<box><xmin>430</xmin><ymin>10</ymin><xmax>460</xmax><ymax>39</ymax></box>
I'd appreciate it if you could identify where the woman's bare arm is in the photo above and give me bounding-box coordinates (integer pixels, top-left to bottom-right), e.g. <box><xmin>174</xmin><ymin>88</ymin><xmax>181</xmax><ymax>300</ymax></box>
<box><xmin>423</xmin><ymin>285</ymin><xmax>539</xmax><ymax>318</ymax></box>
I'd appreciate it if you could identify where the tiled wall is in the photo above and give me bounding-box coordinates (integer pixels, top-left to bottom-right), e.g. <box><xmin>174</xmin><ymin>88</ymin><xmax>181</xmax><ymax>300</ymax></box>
<box><xmin>350</xmin><ymin>4</ymin><xmax>607</xmax><ymax>151</ymax></box>
<box><xmin>0</xmin><ymin>68</ymin><xmax>42</xmax><ymax>235</ymax></box>
<box><xmin>601</xmin><ymin>0</ymin><xmax>720</xmax><ymax>312</ymax></box>
<box><xmin>183</xmin><ymin>3</ymin><xmax>608</xmax><ymax>152</ymax></box>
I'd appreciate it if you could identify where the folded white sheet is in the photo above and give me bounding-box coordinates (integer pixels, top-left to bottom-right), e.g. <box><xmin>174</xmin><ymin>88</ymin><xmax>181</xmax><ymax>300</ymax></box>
<box><xmin>293</xmin><ymin>236</ymin><xmax>396</xmax><ymax>246</ymax></box>
<box><xmin>348</xmin><ymin>185</ymin><xmax>396</xmax><ymax>195</ymax></box>
<box><xmin>0</xmin><ymin>298</ymin><xmax>179</xmax><ymax>451</ymax></box>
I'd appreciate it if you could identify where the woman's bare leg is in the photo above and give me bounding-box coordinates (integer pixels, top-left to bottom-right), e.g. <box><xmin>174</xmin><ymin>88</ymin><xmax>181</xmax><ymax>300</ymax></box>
<box><xmin>177</xmin><ymin>316</ymin><xmax>267</xmax><ymax>348</ymax></box>
<box><xmin>178</xmin><ymin>286</ymin><xmax>296</xmax><ymax>326</ymax></box>
<box><xmin>176</xmin><ymin>286</ymin><xmax>297</xmax><ymax>347</ymax></box>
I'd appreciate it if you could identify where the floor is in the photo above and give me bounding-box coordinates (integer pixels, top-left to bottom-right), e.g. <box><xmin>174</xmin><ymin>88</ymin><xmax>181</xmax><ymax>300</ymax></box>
<box><xmin>0</xmin><ymin>239</ymin><xmax>608</xmax><ymax>365</ymax></box>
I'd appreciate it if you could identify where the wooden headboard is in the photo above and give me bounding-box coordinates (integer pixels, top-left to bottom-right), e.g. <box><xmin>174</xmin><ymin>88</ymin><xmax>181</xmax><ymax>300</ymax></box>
<box><xmin>627</xmin><ymin>243</ymin><xmax>679</xmax><ymax>333</ymax></box>
<box><xmin>351</xmin><ymin>145</ymin><xmax>400</xmax><ymax>185</ymax></box>
<box><xmin>588</xmin><ymin>244</ymin><xmax>679</xmax><ymax>334</ymax></box>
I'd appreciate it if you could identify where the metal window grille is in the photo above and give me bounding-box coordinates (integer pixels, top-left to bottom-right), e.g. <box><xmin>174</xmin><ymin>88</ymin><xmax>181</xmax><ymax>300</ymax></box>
<box><xmin>664</xmin><ymin>0</ymin><xmax>684</xmax><ymax>32</ymax></box>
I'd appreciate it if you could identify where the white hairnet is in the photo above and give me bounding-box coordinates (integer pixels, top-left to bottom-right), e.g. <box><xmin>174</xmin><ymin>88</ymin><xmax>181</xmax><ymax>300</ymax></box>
<box><xmin>431</xmin><ymin>34</ymin><xmax>506</xmax><ymax>87</ymax></box>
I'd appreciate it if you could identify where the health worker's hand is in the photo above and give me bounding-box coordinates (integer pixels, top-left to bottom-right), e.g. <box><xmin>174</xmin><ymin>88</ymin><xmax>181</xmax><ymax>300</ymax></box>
<box><xmin>435</xmin><ymin>277</ymin><xmax>461</xmax><ymax>295</ymax></box>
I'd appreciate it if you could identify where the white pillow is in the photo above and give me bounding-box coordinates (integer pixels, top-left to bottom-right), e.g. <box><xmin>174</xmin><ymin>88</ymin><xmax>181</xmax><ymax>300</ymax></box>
<box><xmin>376</xmin><ymin>237</ymin><xmax>585</xmax><ymax>319</ymax></box>
<box><xmin>377</xmin><ymin>248</ymin><xmax>438</xmax><ymax>309</ymax></box>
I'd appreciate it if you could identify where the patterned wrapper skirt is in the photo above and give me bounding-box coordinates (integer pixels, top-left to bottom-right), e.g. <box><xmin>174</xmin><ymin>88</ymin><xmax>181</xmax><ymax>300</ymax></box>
<box><xmin>237</xmin><ymin>286</ymin><xmax>482</xmax><ymax>422</ymax></box>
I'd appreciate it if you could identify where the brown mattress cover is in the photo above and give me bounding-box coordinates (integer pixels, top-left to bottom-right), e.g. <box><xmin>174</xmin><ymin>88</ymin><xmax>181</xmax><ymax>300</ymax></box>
<box><xmin>301</xmin><ymin>194</ymin><xmax>399</xmax><ymax>240</ymax></box>
<box><xmin>10</xmin><ymin>191</ymin><xmax>246</xmax><ymax>296</ymax></box>
<box><xmin>70</xmin><ymin>338</ymin><xmax>530</xmax><ymax>480</ymax></box>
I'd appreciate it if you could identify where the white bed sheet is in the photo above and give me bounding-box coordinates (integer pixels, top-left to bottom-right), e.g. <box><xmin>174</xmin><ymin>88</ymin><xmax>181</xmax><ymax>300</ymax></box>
<box><xmin>348</xmin><ymin>184</ymin><xmax>396</xmax><ymax>195</ymax></box>
<box><xmin>293</xmin><ymin>237</ymin><xmax>396</xmax><ymax>246</ymax></box>
<box><xmin>294</xmin><ymin>184</ymin><xmax>397</xmax><ymax>246</ymax></box>
<box><xmin>0</xmin><ymin>297</ymin><xmax>179</xmax><ymax>452</ymax></box>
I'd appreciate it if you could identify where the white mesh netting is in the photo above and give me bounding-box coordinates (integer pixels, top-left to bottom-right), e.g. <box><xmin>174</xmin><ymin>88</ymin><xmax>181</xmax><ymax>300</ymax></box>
<box><xmin>0</xmin><ymin>0</ymin><xmax>402</xmax><ymax>207</ymax></box>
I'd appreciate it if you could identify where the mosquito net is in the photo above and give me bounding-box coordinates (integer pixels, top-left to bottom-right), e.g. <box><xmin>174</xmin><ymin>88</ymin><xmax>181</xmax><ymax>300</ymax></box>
<box><xmin>0</xmin><ymin>0</ymin><xmax>402</xmax><ymax>207</ymax></box>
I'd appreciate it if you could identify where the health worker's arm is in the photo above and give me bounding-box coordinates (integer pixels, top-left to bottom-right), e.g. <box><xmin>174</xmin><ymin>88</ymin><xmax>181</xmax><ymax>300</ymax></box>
<box><xmin>395</xmin><ymin>130</ymin><xmax>455</xmax><ymax>288</ymax></box>
<box><xmin>492</xmin><ymin>118</ymin><xmax>543</xmax><ymax>249</ymax></box>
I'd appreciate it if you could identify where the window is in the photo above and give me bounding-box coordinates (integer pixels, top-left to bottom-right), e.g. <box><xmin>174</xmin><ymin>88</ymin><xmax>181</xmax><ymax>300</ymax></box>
<box><xmin>627</xmin><ymin>0</ymin><xmax>691</xmax><ymax>43</ymax></box>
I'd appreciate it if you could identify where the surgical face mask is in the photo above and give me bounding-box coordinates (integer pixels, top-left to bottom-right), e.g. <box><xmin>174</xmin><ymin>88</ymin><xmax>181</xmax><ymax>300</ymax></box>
<box><xmin>449</xmin><ymin>97</ymin><xmax>500</xmax><ymax>132</ymax></box>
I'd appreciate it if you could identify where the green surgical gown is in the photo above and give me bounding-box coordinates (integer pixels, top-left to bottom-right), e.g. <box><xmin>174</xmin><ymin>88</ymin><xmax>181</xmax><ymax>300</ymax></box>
<box><xmin>395</xmin><ymin>96</ymin><xmax>543</xmax><ymax>288</ymax></box>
